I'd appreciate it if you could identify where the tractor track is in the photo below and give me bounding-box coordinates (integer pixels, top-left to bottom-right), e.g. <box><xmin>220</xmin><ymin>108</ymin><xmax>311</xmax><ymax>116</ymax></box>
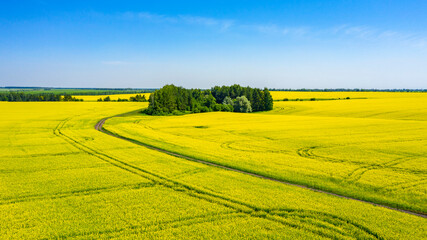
<box><xmin>54</xmin><ymin>114</ymin><xmax>383</xmax><ymax>239</ymax></box>
<box><xmin>95</xmin><ymin>112</ymin><xmax>426</xmax><ymax>219</ymax></box>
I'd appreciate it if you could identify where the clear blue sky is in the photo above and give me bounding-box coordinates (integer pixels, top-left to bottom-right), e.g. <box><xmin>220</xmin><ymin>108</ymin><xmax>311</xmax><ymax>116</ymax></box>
<box><xmin>1</xmin><ymin>0</ymin><xmax>426</xmax><ymax>88</ymax></box>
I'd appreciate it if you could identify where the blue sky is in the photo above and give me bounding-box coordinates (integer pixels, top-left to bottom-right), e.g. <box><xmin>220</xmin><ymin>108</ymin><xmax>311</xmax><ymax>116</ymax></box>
<box><xmin>1</xmin><ymin>0</ymin><xmax>426</xmax><ymax>88</ymax></box>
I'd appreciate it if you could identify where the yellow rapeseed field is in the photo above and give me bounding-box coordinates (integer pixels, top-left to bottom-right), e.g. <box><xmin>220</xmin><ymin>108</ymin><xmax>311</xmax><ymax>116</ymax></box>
<box><xmin>74</xmin><ymin>93</ymin><xmax>151</xmax><ymax>101</ymax></box>
<box><xmin>270</xmin><ymin>91</ymin><xmax>427</xmax><ymax>100</ymax></box>
<box><xmin>1</xmin><ymin>93</ymin><xmax>426</xmax><ymax>239</ymax></box>
<box><xmin>105</xmin><ymin>92</ymin><xmax>427</xmax><ymax>213</ymax></box>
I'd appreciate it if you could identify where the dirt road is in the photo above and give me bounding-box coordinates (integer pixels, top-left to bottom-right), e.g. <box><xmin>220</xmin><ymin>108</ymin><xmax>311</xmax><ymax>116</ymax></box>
<box><xmin>95</xmin><ymin>113</ymin><xmax>426</xmax><ymax>219</ymax></box>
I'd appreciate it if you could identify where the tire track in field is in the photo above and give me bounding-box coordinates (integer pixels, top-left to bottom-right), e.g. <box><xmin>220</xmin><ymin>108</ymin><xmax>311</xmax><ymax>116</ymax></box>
<box><xmin>384</xmin><ymin>178</ymin><xmax>427</xmax><ymax>191</ymax></box>
<box><xmin>297</xmin><ymin>146</ymin><xmax>424</xmax><ymax>177</ymax></box>
<box><xmin>297</xmin><ymin>146</ymin><xmax>426</xmax><ymax>191</ymax></box>
<box><xmin>269</xmin><ymin>209</ymin><xmax>380</xmax><ymax>240</ymax></box>
<box><xmin>0</xmin><ymin>182</ymin><xmax>155</xmax><ymax>205</ymax></box>
<box><xmin>344</xmin><ymin>156</ymin><xmax>414</xmax><ymax>183</ymax></box>
<box><xmin>221</xmin><ymin>140</ymin><xmax>289</xmax><ymax>154</ymax></box>
<box><xmin>97</xmin><ymin>115</ymin><xmax>426</xmax><ymax>219</ymax></box>
<box><xmin>1</xmin><ymin>151</ymin><xmax>81</xmax><ymax>159</ymax></box>
<box><xmin>47</xmin><ymin>212</ymin><xmax>244</xmax><ymax>239</ymax></box>
<box><xmin>55</xmin><ymin>116</ymin><xmax>383</xmax><ymax>239</ymax></box>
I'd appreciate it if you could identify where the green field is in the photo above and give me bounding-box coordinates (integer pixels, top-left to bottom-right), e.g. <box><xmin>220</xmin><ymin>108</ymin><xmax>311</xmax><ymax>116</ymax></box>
<box><xmin>0</xmin><ymin>93</ymin><xmax>426</xmax><ymax>239</ymax></box>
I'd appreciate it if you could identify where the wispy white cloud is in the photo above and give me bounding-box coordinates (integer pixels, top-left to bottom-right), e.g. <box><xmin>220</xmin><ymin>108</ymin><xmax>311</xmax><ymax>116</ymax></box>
<box><xmin>121</xmin><ymin>12</ymin><xmax>177</xmax><ymax>23</ymax></box>
<box><xmin>329</xmin><ymin>24</ymin><xmax>427</xmax><ymax>47</ymax></box>
<box><xmin>247</xmin><ymin>24</ymin><xmax>310</xmax><ymax>37</ymax></box>
<box><xmin>104</xmin><ymin>11</ymin><xmax>427</xmax><ymax>48</ymax></box>
<box><xmin>378</xmin><ymin>30</ymin><xmax>398</xmax><ymax>38</ymax></box>
<box><xmin>179</xmin><ymin>15</ymin><xmax>234</xmax><ymax>30</ymax></box>
<box><xmin>118</xmin><ymin>12</ymin><xmax>234</xmax><ymax>30</ymax></box>
<box><xmin>344</xmin><ymin>26</ymin><xmax>376</xmax><ymax>38</ymax></box>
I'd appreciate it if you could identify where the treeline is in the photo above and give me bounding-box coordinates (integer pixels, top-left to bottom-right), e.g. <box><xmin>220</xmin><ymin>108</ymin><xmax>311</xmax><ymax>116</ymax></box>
<box><xmin>97</xmin><ymin>94</ymin><xmax>148</xmax><ymax>102</ymax></box>
<box><xmin>270</xmin><ymin>88</ymin><xmax>427</xmax><ymax>92</ymax></box>
<box><xmin>0</xmin><ymin>92</ymin><xmax>83</xmax><ymax>101</ymax></box>
<box><xmin>144</xmin><ymin>84</ymin><xmax>273</xmax><ymax>115</ymax></box>
<box><xmin>53</xmin><ymin>89</ymin><xmax>154</xmax><ymax>95</ymax></box>
<box><xmin>1</xmin><ymin>87</ymin><xmax>155</xmax><ymax>95</ymax></box>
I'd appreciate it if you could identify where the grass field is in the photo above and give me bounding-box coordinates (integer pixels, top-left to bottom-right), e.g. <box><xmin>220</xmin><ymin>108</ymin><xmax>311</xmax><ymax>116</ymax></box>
<box><xmin>1</xmin><ymin>93</ymin><xmax>426</xmax><ymax>239</ymax></box>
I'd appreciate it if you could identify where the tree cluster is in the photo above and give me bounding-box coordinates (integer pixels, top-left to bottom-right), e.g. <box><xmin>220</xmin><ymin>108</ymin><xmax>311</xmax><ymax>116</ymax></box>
<box><xmin>0</xmin><ymin>92</ymin><xmax>83</xmax><ymax>102</ymax></box>
<box><xmin>129</xmin><ymin>94</ymin><xmax>147</xmax><ymax>102</ymax></box>
<box><xmin>211</xmin><ymin>84</ymin><xmax>273</xmax><ymax>112</ymax></box>
<box><xmin>144</xmin><ymin>84</ymin><xmax>273</xmax><ymax>115</ymax></box>
<box><xmin>97</xmin><ymin>94</ymin><xmax>148</xmax><ymax>102</ymax></box>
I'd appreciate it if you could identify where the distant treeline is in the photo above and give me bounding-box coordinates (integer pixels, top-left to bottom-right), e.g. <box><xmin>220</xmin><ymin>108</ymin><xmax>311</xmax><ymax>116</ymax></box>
<box><xmin>269</xmin><ymin>88</ymin><xmax>427</xmax><ymax>92</ymax></box>
<box><xmin>97</xmin><ymin>94</ymin><xmax>148</xmax><ymax>102</ymax></box>
<box><xmin>0</xmin><ymin>92</ymin><xmax>83</xmax><ymax>102</ymax></box>
<box><xmin>0</xmin><ymin>87</ymin><xmax>156</xmax><ymax>95</ymax></box>
<box><xmin>145</xmin><ymin>84</ymin><xmax>273</xmax><ymax>115</ymax></box>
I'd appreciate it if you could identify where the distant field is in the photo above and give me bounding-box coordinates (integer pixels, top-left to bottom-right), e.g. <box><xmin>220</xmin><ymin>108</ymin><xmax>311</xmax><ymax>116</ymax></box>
<box><xmin>105</xmin><ymin>92</ymin><xmax>427</xmax><ymax>213</ymax></box>
<box><xmin>0</xmin><ymin>92</ymin><xmax>426</xmax><ymax>239</ymax></box>
<box><xmin>270</xmin><ymin>91</ymin><xmax>427</xmax><ymax>100</ymax></box>
<box><xmin>78</xmin><ymin>91</ymin><xmax>427</xmax><ymax>101</ymax></box>
<box><xmin>74</xmin><ymin>93</ymin><xmax>151</xmax><ymax>101</ymax></box>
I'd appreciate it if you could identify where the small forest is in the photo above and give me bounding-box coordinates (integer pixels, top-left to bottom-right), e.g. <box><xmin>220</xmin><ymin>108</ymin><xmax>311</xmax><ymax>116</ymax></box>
<box><xmin>144</xmin><ymin>84</ymin><xmax>273</xmax><ymax>115</ymax></box>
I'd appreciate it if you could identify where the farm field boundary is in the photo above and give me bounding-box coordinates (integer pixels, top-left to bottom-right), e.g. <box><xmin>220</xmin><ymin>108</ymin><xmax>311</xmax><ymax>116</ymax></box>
<box><xmin>95</xmin><ymin>111</ymin><xmax>427</xmax><ymax>219</ymax></box>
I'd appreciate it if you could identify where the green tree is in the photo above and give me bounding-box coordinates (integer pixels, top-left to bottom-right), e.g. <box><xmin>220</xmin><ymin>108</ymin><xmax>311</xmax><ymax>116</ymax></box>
<box><xmin>222</xmin><ymin>96</ymin><xmax>234</xmax><ymax>112</ymax></box>
<box><xmin>251</xmin><ymin>89</ymin><xmax>263</xmax><ymax>111</ymax></box>
<box><xmin>234</xmin><ymin>96</ymin><xmax>252</xmax><ymax>113</ymax></box>
<box><xmin>222</xmin><ymin>96</ymin><xmax>233</xmax><ymax>105</ymax></box>
<box><xmin>263</xmin><ymin>88</ymin><xmax>273</xmax><ymax>111</ymax></box>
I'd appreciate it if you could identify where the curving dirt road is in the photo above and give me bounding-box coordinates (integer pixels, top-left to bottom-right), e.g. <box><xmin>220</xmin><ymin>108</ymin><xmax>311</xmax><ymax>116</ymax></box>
<box><xmin>95</xmin><ymin>113</ymin><xmax>426</xmax><ymax>219</ymax></box>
